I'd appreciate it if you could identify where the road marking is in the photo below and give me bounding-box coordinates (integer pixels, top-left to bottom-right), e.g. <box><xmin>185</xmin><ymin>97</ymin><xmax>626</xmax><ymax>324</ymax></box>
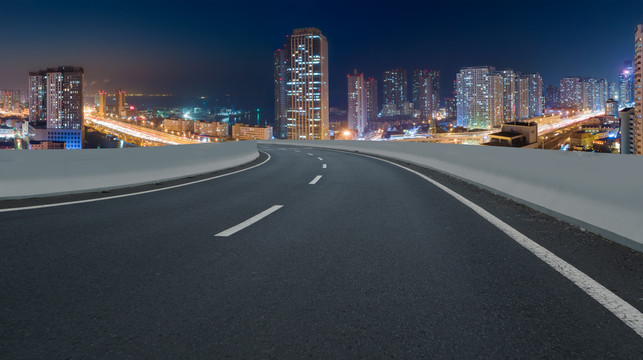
<box><xmin>317</xmin><ymin>157</ymin><xmax>323</xmax><ymax>161</ymax></box>
<box><xmin>322</xmin><ymin>164</ymin><xmax>327</xmax><ymax>169</ymax></box>
<box><xmin>0</xmin><ymin>153</ymin><xmax>272</xmax><ymax>213</ymax></box>
<box><xmin>307</xmin><ymin>153</ymin><xmax>313</xmax><ymax>156</ymax></box>
<box><xmin>309</xmin><ymin>175</ymin><xmax>322</xmax><ymax>185</ymax></box>
<box><xmin>215</xmin><ymin>205</ymin><xmax>283</xmax><ymax>237</ymax></box>
<box><xmin>294</xmin><ymin>150</ymin><xmax>300</xmax><ymax>152</ymax></box>
<box><xmin>358</xmin><ymin>153</ymin><xmax>643</xmax><ymax>339</ymax></box>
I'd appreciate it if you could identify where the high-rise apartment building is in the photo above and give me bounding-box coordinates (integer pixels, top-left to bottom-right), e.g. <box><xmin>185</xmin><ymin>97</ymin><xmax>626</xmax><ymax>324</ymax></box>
<box><xmin>526</xmin><ymin>73</ymin><xmax>544</xmax><ymax>117</ymax></box>
<box><xmin>28</xmin><ymin>71</ymin><xmax>47</xmax><ymax>123</ymax></box>
<box><xmin>115</xmin><ymin>89</ymin><xmax>126</xmax><ymax>119</ymax></box>
<box><xmin>283</xmin><ymin>27</ymin><xmax>329</xmax><ymax>140</ymax></box>
<box><xmin>633</xmin><ymin>24</ymin><xmax>642</xmax><ymax>154</ymax></box>
<box><xmin>97</xmin><ymin>90</ymin><xmax>107</xmax><ymax>117</ymax></box>
<box><xmin>273</xmin><ymin>47</ymin><xmax>287</xmax><ymax>138</ymax></box>
<box><xmin>609</xmin><ymin>82</ymin><xmax>619</xmax><ymax>101</ymax></box>
<box><xmin>347</xmin><ymin>70</ymin><xmax>367</xmax><ymax>135</ymax></box>
<box><xmin>545</xmin><ymin>84</ymin><xmax>559</xmax><ymax>108</ymax></box>
<box><xmin>382</xmin><ymin>68</ymin><xmax>407</xmax><ymax>116</ymax></box>
<box><xmin>560</xmin><ymin>77</ymin><xmax>583</xmax><ymax>110</ymax></box>
<box><xmin>515</xmin><ymin>76</ymin><xmax>530</xmax><ymax>120</ymax></box>
<box><xmin>412</xmin><ymin>70</ymin><xmax>440</xmax><ymax>121</ymax></box>
<box><xmin>619</xmin><ymin>60</ymin><xmax>635</xmax><ymax>106</ymax></box>
<box><xmin>365</xmin><ymin>78</ymin><xmax>378</xmax><ymax>124</ymax></box>
<box><xmin>29</xmin><ymin>66</ymin><xmax>84</xmax><ymax>149</ymax></box>
<box><xmin>497</xmin><ymin>70</ymin><xmax>516</xmax><ymax>122</ymax></box>
<box><xmin>456</xmin><ymin>66</ymin><xmax>500</xmax><ymax>129</ymax></box>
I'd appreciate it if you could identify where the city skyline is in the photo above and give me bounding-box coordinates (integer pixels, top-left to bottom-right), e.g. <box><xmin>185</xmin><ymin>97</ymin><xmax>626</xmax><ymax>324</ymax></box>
<box><xmin>0</xmin><ymin>0</ymin><xmax>641</xmax><ymax>114</ymax></box>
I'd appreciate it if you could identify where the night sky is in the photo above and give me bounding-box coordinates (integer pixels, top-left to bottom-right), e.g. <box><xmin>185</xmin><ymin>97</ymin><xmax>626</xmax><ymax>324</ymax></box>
<box><xmin>1</xmin><ymin>0</ymin><xmax>642</xmax><ymax>114</ymax></box>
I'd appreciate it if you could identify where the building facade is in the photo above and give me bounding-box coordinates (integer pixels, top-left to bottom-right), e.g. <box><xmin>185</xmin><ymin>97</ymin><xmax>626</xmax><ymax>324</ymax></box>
<box><xmin>97</xmin><ymin>90</ymin><xmax>107</xmax><ymax>117</ymax></box>
<box><xmin>634</xmin><ymin>25</ymin><xmax>642</xmax><ymax>154</ymax></box>
<box><xmin>232</xmin><ymin>123</ymin><xmax>272</xmax><ymax>140</ymax></box>
<box><xmin>456</xmin><ymin>66</ymin><xmax>496</xmax><ymax>129</ymax></box>
<box><xmin>347</xmin><ymin>70</ymin><xmax>367</xmax><ymax>135</ymax></box>
<box><xmin>382</xmin><ymin>68</ymin><xmax>407</xmax><ymax>116</ymax></box>
<box><xmin>284</xmin><ymin>28</ymin><xmax>329</xmax><ymax>140</ymax></box>
<box><xmin>526</xmin><ymin>73</ymin><xmax>544</xmax><ymax>117</ymax></box>
<box><xmin>619</xmin><ymin>60</ymin><xmax>634</xmax><ymax>106</ymax></box>
<box><xmin>115</xmin><ymin>89</ymin><xmax>126</xmax><ymax>119</ymax></box>
<box><xmin>365</xmin><ymin>78</ymin><xmax>378</xmax><ymax>125</ymax></box>
<box><xmin>515</xmin><ymin>76</ymin><xmax>530</xmax><ymax>120</ymax></box>
<box><xmin>273</xmin><ymin>47</ymin><xmax>287</xmax><ymax>138</ymax></box>
<box><xmin>28</xmin><ymin>71</ymin><xmax>47</xmax><ymax>123</ymax></box>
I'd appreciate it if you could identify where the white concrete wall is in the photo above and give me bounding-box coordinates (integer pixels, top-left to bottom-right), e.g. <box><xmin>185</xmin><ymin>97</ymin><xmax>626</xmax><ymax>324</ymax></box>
<box><xmin>261</xmin><ymin>140</ymin><xmax>643</xmax><ymax>251</ymax></box>
<box><xmin>0</xmin><ymin>141</ymin><xmax>258</xmax><ymax>199</ymax></box>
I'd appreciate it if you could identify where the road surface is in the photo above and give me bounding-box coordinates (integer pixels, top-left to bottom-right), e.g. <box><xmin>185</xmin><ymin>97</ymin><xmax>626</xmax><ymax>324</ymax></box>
<box><xmin>1</xmin><ymin>144</ymin><xmax>641</xmax><ymax>358</ymax></box>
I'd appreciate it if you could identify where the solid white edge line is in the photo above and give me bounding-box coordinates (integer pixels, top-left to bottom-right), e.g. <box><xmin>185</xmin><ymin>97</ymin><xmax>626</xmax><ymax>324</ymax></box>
<box><xmin>215</xmin><ymin>205</ymin><xmax>283</xmax><ymax>237</ymax></box>
<box><xmin>317</xmin><ymin>157</ymin><xmax>323</xmax><ymax>161</ymax></box>
<box><xmin>322</xmin><ymin>164</ymin><xmax>327</xmax><ymax>169</ymax></box>
<box><xmin>309</xmin><ymin>175</ymin><xmax>322</xmax><ymax>185</ymax></box>
<box><xmin>355</xmin><ymin>152</ymin><xmax>643</xmax><ymax>339</ymax></box>
<box><xmin>0</xmin><ymin>152</ymin><xmax>272</xmax><ymax>213</ymax></box>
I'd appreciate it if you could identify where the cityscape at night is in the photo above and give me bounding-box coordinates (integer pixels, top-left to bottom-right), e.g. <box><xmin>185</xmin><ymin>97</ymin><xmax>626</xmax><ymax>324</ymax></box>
<box><xmin>1</xmin><ymin>0</ymin><xmax>642</xmax><ymax>358</ymax></box>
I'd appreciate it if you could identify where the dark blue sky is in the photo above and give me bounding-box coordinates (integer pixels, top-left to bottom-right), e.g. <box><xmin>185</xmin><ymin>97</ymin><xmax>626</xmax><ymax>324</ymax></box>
<box><xmin>1</xmin><ymin>0</ymin><xmax>642</xmax><ymax>113</ymax></box>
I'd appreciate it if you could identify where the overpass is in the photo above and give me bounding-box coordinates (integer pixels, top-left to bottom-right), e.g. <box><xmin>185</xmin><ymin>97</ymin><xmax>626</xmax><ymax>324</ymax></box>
<box><xmin>1</xmin><ymin>141</ymin><xmax>641</xmax><ymax>358</ymax></box>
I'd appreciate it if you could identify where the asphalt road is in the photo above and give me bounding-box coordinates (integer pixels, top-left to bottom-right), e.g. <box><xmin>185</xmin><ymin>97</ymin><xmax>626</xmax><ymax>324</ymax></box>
<box><xmin>1</xmin><ymin>143</ymin><xmax>642</xmax><ymax>359</ymax></box>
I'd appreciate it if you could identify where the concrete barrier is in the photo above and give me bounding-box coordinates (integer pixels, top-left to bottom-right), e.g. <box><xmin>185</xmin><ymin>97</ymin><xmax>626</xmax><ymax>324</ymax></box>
<box><xmin>0</xmin><ymin>141</ymin><xmax>258</xmax><ymax>200</ymax></box>
<box><xmin>261</xmin><ymin>140</ymin><xmax>643</xmax><ymax>251</ymax></box>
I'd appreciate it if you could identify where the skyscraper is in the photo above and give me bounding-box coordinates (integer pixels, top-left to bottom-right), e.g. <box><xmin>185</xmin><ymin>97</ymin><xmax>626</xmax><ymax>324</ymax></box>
<box><xmin>515</xmin><ymin>75</ymin><xmax>530</xmax><ymax>120</ymax></box>
<box><xmin>365</xmin><ymin>78</ymin><xmax>378</xmax><ymax>125</ymax></box>
<box><xmin>412</xmin><ymin>70</ymin><xmax>433</xmax><ymax>122</ymax></box>
<box><xmin>382</xmin><ymin>68</ymin><xmax>407</xmax><ymax>116</ymax></box>
<box><xmin>115</xmin><ymin>89</ymin><xmax>126</xmax><ymax>119</ymax></box>
<box><xmin>619</xmin><ymin>60</ymin><xmax>634</xmax><ymax>106</ymax></box>
<box><xmin>559</xmin><ymin>77</ymin><xmax>583</xmax><ymax>109</ymax></box>
<box><xmin>28</xmin><ymin>71</ymin><xmax>47</xmax><ymax>123</ymax></box>
<box><xmin>545</xmin><ymin>84</ymin><xmax>559</xmax><ymax>109</ymax></box>
<box><xmin>526</xmin><ymin>73</ymin><xmax>544</xmax><ymax>117</ymax></box>
<box><xmin>633</xmin><ymin>24</ymin><xmax>642</xmax><ymax>154</ymax></box>
<box><xmin>347</xmin><ymin>70</ymin><xmax>367</xmax><ymax>135</ymax></box>
<box><xmin>29</xmin><ymin>66</ymin><xmax>84</xmax><ymax>149</ymax></box>
<box><xmin>497</xmin><ymin>70</ymin><xmax>516</xmax><ymax>122</ymax></box>
<box><xmin>456</xmin><ymin>66</ymin><xmax>498</xmax><ymax>129</ymax></box>
<box><xmin>284</xmin><ymin>28</ymin><xmax>329</xmax><ymax>140</ymax></box>
<box><xmin>273</xmin><ymin>47</ymin><xmax>287</xmax><ymax>138</ymax></box>
<box><xmin>97</xmin><ymin>90</ymin><xmax>107</xmax><ymax>117</ymax></box>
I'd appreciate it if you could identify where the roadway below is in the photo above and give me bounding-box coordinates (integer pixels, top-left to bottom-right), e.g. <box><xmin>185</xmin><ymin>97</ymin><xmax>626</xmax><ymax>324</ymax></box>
<box><xmin>1</xmin><ymin>144</ymin><xmax>641</xmax><ymax>358</ymax></box>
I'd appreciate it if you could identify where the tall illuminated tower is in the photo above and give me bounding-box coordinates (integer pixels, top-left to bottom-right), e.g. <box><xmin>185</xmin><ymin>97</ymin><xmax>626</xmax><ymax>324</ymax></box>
<box><xmin>382</xmin><ymin>68</ymin><xmax>407</xmax><ymax>116</ymax></box>
<box><xmin>284</xmin><ymin>27</ymin><xmax>329</xmax><ymax>140</ymax></box>
<box><xmin>115</xmin><ymin>89</ymin><xmax>126</xmax><ymax>119</ymax></box>
<box><xmin>347</xmin><ymin>70</ymin><xmax>367</xmax><ymax>135</ymax></box>
<box><xmin>515</xmin><ymin>75</ymin><xmax>529</xmax><ymax>120</ymax></box>
<box><xmin>619</xmin><ymin>60</ymin><xmax>634</xmax><ymax>106</ymax></box>
<box><xmin>98</xmin><ymin>90</ymin><xmax>107</xmax><ymax>117</ymax></box>
<box><xmin>456</xmin><ymin>66</ymin><xmax>497</xmax><ymax>129</ymax></box>
<box><xmin>633</xmin><ymin>24</ymin><xmax>642</xmax><ymax>154</ymax></box>
<box><xmin>273</xmin><ymin>47</ymin><xmax>287</xmax><ymax>138</ymax></box>
<box><xmin>526</xmin><ymin>73</ymin><xmax>544</xmax><ymax>117</ymax></box>
<box><xmin>365</xmin><ymin>78</ymin><xmax>378</xmax><ymax>124</ymax></box>
<box><xmin>28</xmin><ymin>71</ymin><xmax>47</xmax><ymax>123</ymax></box>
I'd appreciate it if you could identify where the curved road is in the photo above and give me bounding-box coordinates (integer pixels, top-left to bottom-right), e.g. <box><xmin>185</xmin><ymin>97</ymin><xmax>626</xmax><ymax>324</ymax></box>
<box><xmin>1</xmin><ymin>143</ymin><xmax>642</xmax><ymax>358</ymax></box>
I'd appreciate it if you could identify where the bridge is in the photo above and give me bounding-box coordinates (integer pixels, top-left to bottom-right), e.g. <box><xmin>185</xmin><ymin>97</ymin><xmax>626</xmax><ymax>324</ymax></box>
<box><xmin>1</xmin><ymin>141</ymin><xmax>641</xmax><ymax>358</ymax></box>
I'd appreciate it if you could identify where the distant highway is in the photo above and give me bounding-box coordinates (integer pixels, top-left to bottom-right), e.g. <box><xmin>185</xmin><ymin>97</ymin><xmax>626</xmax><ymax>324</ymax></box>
<box><xmin>1</xmin><ymin>144</ymin><xmax>641</xmax><ymax>358</ymax></box>
<box><xmin>85</xmin><ymin>115</ymin><xmax>200</xmax><ymax>145</ymax></box>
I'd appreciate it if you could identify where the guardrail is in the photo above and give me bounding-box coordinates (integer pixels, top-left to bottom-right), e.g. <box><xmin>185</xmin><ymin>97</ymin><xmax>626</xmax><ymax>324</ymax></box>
<box><xmin>0</xmin><ymin>141</ymin><xmax>258</xmax><ymax>200</ymax></box>
<box><xmin>260</xmin><ymin>140</ymin><xmax>643</xmax><ymax>251</ymax></box>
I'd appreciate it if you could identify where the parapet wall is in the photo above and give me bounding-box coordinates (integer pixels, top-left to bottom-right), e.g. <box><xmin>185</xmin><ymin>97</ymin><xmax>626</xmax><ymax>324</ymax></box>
<box><xmin>261</xmin><ymin>140</ymin><xmax>643</xmax><ymax>251</ymax></box>
<box><xmin>0</xmin><ymin>141</ymin><xmax>258</xmax><ymax>200</ymax></box>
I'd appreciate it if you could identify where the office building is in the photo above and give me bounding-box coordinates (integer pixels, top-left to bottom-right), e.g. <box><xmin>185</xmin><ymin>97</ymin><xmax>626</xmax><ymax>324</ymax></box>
<box><xmin>382</xmin><ymin>68</ymin><xmax>407</xmax><ymax>116</ymax></box>
<box><xmin>605</xmin><ymin>99</ymin><xmax>618</xmax><ymax>118</ymax></box>
<box><xmin>97</xmin><ymin>90</ymin><xmax>107</xmax><ymax>117</ymax></box>
<box><xmin>115</xmin><ymin>89</ymin><xmax>126</xmax><ymax>118</ymax></box>
<box><xmin>273</xmin><ymin>47</ymin><xmax>287</xmax><ymax>138</ymax></box>
<box><xmin>545</xmin><ymin>84</ymin><xmax>559</xmax><ymax>109</ymax></box>
<box><xmin>365</xmin><ymin>78</ymin><xmax>378</xmax><ymax>124</ymax></box>
<box><xmin>634</xmin><ymin>24</ymin><xmax>642</xmax><ymax>154</ymax></box>
<box><xmin>232</xmin><ymin>123</ymin><xmax>272</xmax><ymax>140</ymax></box>
<box><xmin>347</xmin><ymin>70</ymin><xmax>367</xmax><ymax>135</ymax></box>
<box><xmin>283</xmin><ymin>27</ymin><xmax>329</xmax><ymax>140</ymax></box>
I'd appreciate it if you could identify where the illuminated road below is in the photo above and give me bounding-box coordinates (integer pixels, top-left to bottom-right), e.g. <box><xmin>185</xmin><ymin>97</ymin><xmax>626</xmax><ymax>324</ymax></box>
<box><xmin>85</xmin><ymin>116</ymin><xmax>200</xmax><ymax>145</ymax></box>
<box><xmin>1</xmin><ymin>144</ymin><xmax>641</xmax><ymax>358</ymax></box>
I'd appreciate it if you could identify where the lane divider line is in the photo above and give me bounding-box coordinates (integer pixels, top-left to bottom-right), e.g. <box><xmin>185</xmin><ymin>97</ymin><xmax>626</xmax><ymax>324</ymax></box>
<box><xmin>322</xmin><ymin>164</ymin><xmax>327</xmax><ymax>169</ymax></box>
<box><xmin>309</xmin><ymin>175</ymin><xmax>322</xmax><ymax>185</ymax></box>
<box><xmin>307</xmin><ymin>153</ymin><xmax>314</xmax><ymax>156</ymax></box>
<box><xmin>0</xmin><ymin>152</ymin><xmax>272</xmax><ymax>213</ymax></box>
<box><xmin>317</xmin><ymin>157</ymin><xmax>323</xmax><ymax>161</ymax></box>
<box><xmin>356</xmin><ymin>152</ymin><xmax>643</xmax><ymax>339</ymax></box>
<box><xmin>294</xmin><ymin>150</ymin><xmax>300</xmax><ymax>152</ymax></box>
<box><xmin>215</xmin><ymin>205</ymin><xmax>283</xmax><ymax>237</ymax></box>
